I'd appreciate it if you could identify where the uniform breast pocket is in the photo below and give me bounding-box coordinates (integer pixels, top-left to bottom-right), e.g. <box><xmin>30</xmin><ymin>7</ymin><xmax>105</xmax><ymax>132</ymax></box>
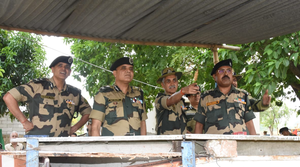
<box><xmin>132</xmin><ymin>102</ymin><xmax>142</xmax><ymax>112</ymax></box>
<box><xmin>38</xmin><ymin>97</ymin><xmax>55</xmax><ymax>115</ymax></box>
<box><xmin>234</xmin><ymin>102</ymin><xmax>245</xmax><ymax>119</ymax></box>
<box><xmin>107</xmin><ymin>101</ymin><xmax>124</xmax><ymax>118</ymax></box>
<box><xmin>206</xmin><ymin>105</ymin><xmax>223</xmax><ymax>123</ymax></box>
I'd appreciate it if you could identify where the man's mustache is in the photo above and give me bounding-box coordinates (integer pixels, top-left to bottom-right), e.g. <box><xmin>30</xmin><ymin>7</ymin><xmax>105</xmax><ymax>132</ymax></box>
<box><xmin>169</xmin><ymin>85</ymin><xmax>176</xmax><ymax>89</ymax></box>
<box><xmin>222</xmin><ymin>76</ymin><xmax>230</xmax><ymax>80</ymax></box>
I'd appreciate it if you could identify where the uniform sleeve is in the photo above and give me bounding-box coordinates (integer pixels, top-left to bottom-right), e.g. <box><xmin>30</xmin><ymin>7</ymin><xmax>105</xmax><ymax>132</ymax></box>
<box><xmin>140</xmin><ymin>91</ymin><xmax>148</xmax><ymax>121</ymax></box>
<box><xmin>244</xmin><ymin>94</ymin><xmax>256</xmax><ymax>122</ymax></box>
<box><xmin>194</xmin><ymin>98</ymin><xmax>206</xmax><ymax>124</ymax></box>
<box><xmin>89</xmin><ymin>92</ymin><xmax>106</xmax><ymax>122</ymax></box>
<box><xmin>251</xmin><ymin>99</ymin><xmax>270</xmax><ymax>112</ymax></box>
<box><xmin>78</xmin><ymin>95</ymin><xmax>92</xmax><ymax>116</ymax></box>
<box><xmin>8</xmin><ymin>84</ymin><xmax>34</xmax><ymax>102</ymax></box>
<box><xmin>155</xmin><ymin>94</ymin><xmax>172</xmax><ymax>112</ymax></box>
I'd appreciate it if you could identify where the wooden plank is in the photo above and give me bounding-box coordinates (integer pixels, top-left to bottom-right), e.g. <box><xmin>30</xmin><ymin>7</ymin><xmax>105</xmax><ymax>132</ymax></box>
<box><xmin>38</xmin><ymin>141</ymin><xmax>176</xmax><ymax>154</ymax></box>
<box><xmin>12</xmin><ymin>135</ymin><xmax>184</xmax><ymax>143</ymax></box>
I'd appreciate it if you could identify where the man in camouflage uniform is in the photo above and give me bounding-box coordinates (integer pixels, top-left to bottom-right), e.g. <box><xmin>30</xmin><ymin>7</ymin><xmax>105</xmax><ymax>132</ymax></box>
<box><xmin>3</xmin><ymin>56</ymin><xmax>91</xmax><ymax>137</ymax></box>
<box><xmin>233</xmin><ymin>72</ymin><xmax>271</xmax><ymax>112</ymax></box>
<box><xmin>90</xmin><ymin>57</ymin><xmax>147</xmax><ymax>136</ymax></box>
<box><xmin>194</xmin><ymin>59</ymin><xmax>256</xmax><ymax>135</ymax></box>
<box><xmin>155</xmin><ymin>67</ymin><xmax>200</xmax><ymax>135</ymax></box>
<box><xmin>184</xmin><ymin>87</ymin><xmax>201</xmax><ymax>133</ymax></box>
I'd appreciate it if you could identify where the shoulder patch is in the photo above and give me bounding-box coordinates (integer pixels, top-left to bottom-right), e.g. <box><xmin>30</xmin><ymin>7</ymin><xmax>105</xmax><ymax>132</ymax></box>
<box><xmin>31</xmin><ymin>78</ymin><xmax>49</xmax><ymax>83</ymax></box>
<box><xmin>100</xmin><ymin>85</ymin><xmax>114</xmax><ymax>93</ymax></box>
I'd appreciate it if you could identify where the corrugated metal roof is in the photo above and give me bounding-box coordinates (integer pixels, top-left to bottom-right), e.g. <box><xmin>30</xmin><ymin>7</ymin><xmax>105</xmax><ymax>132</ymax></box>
<box><xmin>1</xmin><ymin>0</ymin><xmax>300</xmax><ymax>47</ymax></box>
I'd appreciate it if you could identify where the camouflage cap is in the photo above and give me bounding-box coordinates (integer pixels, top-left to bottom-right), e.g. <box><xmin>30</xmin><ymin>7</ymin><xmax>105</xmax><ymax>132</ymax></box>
<box><xmin>49</xmin><ymin>56</ymin><xmax>73</xmax><ymax>68</ymax></box>
<box><xmin>233</xmin><ymin>72</ymin><xmax>242</xmax><ymax>81</ymax></box>
<box><xmin>211</xmin><ymin>59</ymin><xmax>232</xmax><ymax>75</ymax></box>
<box><xmin>110</xmin><ymin>57</ymin><xmax>134</xmax><ymax>71</ymax></box>
<box><xmin>157</xmin><ymin>67</ymin><xmax>182</xmax><ymax>84</ymax></box>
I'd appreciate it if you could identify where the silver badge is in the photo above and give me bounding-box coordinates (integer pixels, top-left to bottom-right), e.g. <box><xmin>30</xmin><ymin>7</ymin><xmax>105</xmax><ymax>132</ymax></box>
<box><xmin>167</xmin><ymin>69</ymin><xmax>172</xmax><ymax>74</ymax></box>
<box><xmin>68</xmin><ymin>57</ymin><xmax>73</xmax><ymax>64</ymax></box>
<box><xmin>229</xmin><ymin>62</ymin><xmax>232</xmax><ymax>66</ymax></box>
<box><xmin>129</xmin><ymin>58</ymin><xmax>133</xmax><ymax>64</ymax></box>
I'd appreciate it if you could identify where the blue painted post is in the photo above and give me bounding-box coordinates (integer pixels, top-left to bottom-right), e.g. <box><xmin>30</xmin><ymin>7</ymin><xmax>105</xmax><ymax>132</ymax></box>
<box><xmin>181</xmin><ymin>141</ymin><xmax>195</xmax><ymax>167</ymax></box>
<box><xmin>26</xmin><ymin>138</ymin><xmax>39</xmax><ymax>167</ymax></box>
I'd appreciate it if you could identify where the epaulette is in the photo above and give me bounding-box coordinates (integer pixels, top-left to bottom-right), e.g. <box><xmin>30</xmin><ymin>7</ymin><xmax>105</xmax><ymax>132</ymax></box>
<box><xmin>235</xmin><ymin>88</ymin><xmax>249</xmax><ymax>95</ymax></box>
<box><xmin>100</xmin><ymin>85</ymin><xmax>114</xmax><ymax>93</ymax></box>
<box><xmin>201</xmin><ymin>89</ymin><xmax>213</xmax><ymax>97</ymax></box>
<box><xmin>67</xmin><ymin>84</ymin><xmax>81</xmax><ymax>94</ymax></box>
<box><xmin>132</xmin><ymin>86</ymin><xmax>141</xmax><ymax>91</ymax></box>
<box><xmin>156</xmin><ymin>92</ymin><xmax>165</xmax><ymax>98</ymax></box>
<box><xmin>31</xmin><ymin>78</ymin><xmax>49</xmax><ymax>83</ymax></box>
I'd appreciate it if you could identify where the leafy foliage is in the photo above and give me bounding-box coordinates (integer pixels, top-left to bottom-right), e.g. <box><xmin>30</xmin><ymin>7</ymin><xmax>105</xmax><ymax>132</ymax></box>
<box><xmin>0</xmin><ymin>29</ymin><xmax>49</xmax><ymax>117</ymax></box>
<box><xmin>65</xmin><ymin>31</ymin><xmax>300</xmax><ymax>112</ymax></box>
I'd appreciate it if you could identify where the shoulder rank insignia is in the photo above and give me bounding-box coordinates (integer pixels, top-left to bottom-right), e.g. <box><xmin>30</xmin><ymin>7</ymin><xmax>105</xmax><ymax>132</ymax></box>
<box><xmin>206</xmin><ymin>100</ymin><xmax>219</xmax><ymax>106</ymax></box>
<box><xmin>234</xmin><ymin>98</ymin><xmax>246</xmax><ymax>104</ymax></box>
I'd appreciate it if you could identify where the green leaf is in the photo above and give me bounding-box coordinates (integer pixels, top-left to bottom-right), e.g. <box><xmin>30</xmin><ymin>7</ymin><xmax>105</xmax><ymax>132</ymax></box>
<box><xmin>282</xmin><ymin>59</ymin><xmax>289</xmax><ymax>67</ymax></box>
<box><xmin>275</xmin><ymin>61</ymin><xmax>281</xmax><ymax>69</ymax></box>
<box><xmin>274</xmin><ymin>68</ymin><xmax>280</xmax><ymax>78</ymax></box>
<box><xmin>254</xmin><ymin>85</ymin><xmax>261</xmax><ymax>95</ymax></box>
<box><xmin>247</xmin><ymin>74</ymin><xmax>254</xmax><ymax>83</ymax></box>
<box><xmin>268</xmin><ymin>66</ymin><xmax>274</xmax><ymax>75</ymax></box>
<box><xmin>272</xmin><ymin>51</ymin><xmax>278</xmax><ymax>59</ymax></box>
<box><xmin>265</xmin><ymin>48</ymin><xmax>273</xmax><ymax>55</ymax></box>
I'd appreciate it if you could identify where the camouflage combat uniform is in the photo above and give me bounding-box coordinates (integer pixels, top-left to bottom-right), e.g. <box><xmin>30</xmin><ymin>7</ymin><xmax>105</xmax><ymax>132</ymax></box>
<box><xmin>8</xmin><ymin>78</ymin><xmax>91</xmax><ymax>137</ymax></box>
<box><xmin>184</xmin><ymin>106</ymin><xmax>197</xmax><ymax>133</ymax></box>
<box><xmin>89</xmin><ymin>85</ymin><xmax>147</xmax><ymax>136</ymax></box>
<box><xmin>194</xmin><ymin>86</ymin><xmax>255</xmax><ymax>134</ymax></box>
<box><xmin>155</xmin><ymin>93</ymin><xmax>187</xmax><ymax>135</ymax></box>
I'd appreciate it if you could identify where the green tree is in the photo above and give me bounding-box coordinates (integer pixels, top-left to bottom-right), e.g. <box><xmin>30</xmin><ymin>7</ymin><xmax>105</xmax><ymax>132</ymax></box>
<box><xmin>0</xmin><ymin>29</ymin><xmax>49</xmax><ymax>116</ymax></box>
<box><xmin>260</xmin><ymin>102</ymin><xmax>291</xmax><ymax>135</ymax></box>
<box><xmin>65</xmin><ymin>31</ymin><xmax>300</xmax><ymax>111</ymax></box>
<box><xmin>222</xmin><ymin>32</ymin><xmax>300</xmax><ymax>108</ymax></box>
<box><xmin>64</xmin><ymin>38</ymin><xmax>215</xmax><ymax>111</ymax></box>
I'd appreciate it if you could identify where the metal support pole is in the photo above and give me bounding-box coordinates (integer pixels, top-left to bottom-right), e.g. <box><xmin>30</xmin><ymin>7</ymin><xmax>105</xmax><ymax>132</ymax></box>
<box><xmin>26</xmin><ymin>138</ymin><xmax>39</xmax><ymax>167</ymax></box>
<box><xmin>181</xmin><ymin>141</ymin><xmax>195</xmax><ymax>167</ymax></box>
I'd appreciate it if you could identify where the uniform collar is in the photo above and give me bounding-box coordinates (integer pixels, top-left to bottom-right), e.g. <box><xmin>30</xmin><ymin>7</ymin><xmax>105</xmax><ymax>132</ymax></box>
<box><xmin>113</xmin><ymin>84</ymin><xmax>132</xmax><ymax>94</ymax></box>
<box><xmin>50</xmin><ymin>77</ymin><xmax>68</xmax><ymax>91</ymax></box>
<box><xmin>214</xmin><ymin>85</ymin><xmax>236</xmax><ymax>95</ymax></box>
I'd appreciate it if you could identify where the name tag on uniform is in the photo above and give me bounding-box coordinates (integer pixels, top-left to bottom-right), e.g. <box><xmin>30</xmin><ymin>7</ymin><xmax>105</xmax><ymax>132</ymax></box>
<box><xmin>206</xmin><ymin>100</ymin><xmax>219</xmax><ymax>106</ymax></box>
<box><xmin>109</xmin><ymin>99</ymin><xmax>122</xmax><ymax>102</ymax></box>
<box><xmin>234</xmin><ymin>98</ymin><xmax>246</xmax><ymax>104</ymax></box>
<box><xmin>41</xmin><ymin>95</ymin><xmax>55</xmax><ymax>99</ymax></box>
